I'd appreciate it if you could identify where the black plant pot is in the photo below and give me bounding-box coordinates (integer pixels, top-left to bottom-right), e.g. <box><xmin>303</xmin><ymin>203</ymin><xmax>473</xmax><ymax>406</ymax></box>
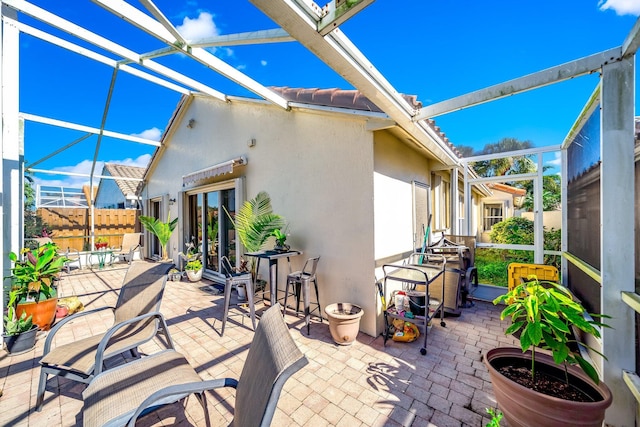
<box><xmin>3</xmin><ymin>326</ymin><xmax>38</xmax><ymax>354</ymax></box>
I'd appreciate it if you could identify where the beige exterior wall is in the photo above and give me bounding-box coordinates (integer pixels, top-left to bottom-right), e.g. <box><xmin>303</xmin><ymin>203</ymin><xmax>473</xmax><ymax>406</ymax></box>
<box><xmin>478</xmin><ymin>189</ymin><xmax>519</xmax><ymax>243</ymax></box>
<box><xmin>144</xmin><ymin>96</ymin><xmax>383</xmax><ymax>335</ymax></box>
<box><xmin>372</xmin><ymin>131</ymin><xmax>433</xmax><ymax>333</ymax></box>
<box><xmin>521</xmin><ymin>210</ymin><xmax>562</xmax><ymax>230</ymax></box>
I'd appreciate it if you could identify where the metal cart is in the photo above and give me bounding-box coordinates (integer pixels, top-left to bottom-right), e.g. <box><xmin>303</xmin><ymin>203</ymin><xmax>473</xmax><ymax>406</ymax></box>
<box><xmin>382</xmin><ymin>259</ymin><xmax>446</xmax><ymax>355</ymax></box>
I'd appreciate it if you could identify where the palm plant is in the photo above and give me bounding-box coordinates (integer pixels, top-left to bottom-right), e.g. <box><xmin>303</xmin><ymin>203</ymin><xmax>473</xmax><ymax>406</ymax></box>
<box><xmin>139</xmin><ymin>213</ymin><xmax>178</xmax><ymax>261</ymax></box>
<box><xmin>233</xmin><ymin>192</ymin><xmax>285</xmax><ymax>253</ymax></box>
<box><xmin>226</xmin><ymin>191</ymin><xmax>285</xmax><ymax>275</ymax></box>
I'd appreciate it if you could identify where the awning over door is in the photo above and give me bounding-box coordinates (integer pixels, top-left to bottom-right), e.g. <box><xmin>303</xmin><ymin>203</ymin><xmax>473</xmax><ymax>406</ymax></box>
<box><xmin>182</xmin><ymin>157</ymin><xmax>246</xmax><ymax>186</ymax></box>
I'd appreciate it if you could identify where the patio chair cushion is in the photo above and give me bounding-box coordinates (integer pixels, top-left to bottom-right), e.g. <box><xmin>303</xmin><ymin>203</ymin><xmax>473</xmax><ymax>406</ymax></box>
<box><xmin>83</xmin><ymin>349</ymin><xmax>202</xmax><ymax>427</ymax></box>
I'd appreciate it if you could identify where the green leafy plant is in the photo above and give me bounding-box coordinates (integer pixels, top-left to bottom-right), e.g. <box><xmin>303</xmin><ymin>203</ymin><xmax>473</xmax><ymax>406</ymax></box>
<box><xmin>9</xmin><ymin>243</ymin><xmax>67</xmax><ymax>301</ymax></box>
<box><xmin>3</xmin><ymin>310</ymin><xmax>33</xmax><ymax>336</ymax></box>
<box><xmin>4</xmin><ymin>243</ymin><xmax>66</xmax><ymax>335</ymax></box>
<box><xmin>139</xmin><ymin>213</ymin><xmax>178</xmax><ymax>260</ymax></box>
<box><xmin>485</xmin><ymin>407</ymin><xmax>503</xmax><ymax>427</ymax></box>
<box><xmin>494</xmin><ymin>276</ymin><xmax>609</xmax><ymax>384</ymax></box>
<box><xmin>185</xmin><ymin>259</ymin><xmax>202</xmax><ymax>271</ymax></box>
<box><xmin>225</xmin><ymin>191</ymin><xmax>285</xmax><ymax>276</ymax></box>
<box><xmin>272</xmin><ymin>228</ymin><xmax>288</xmax><ymax>247</ymax></box>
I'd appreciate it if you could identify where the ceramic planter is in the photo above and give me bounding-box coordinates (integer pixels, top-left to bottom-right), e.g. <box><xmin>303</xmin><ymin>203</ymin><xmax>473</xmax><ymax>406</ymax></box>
<box><xmin>485</xmin><ymin>347</ymin><xmax>612</xmax><ymax>427</ymax></box>
<box><xmin>17</xmin><ymin>296</ymin><xmax>58</xmax><ymax>331</ymax></box>
<box><xmin>324</xmin><ymin>303</ymin><xmax>364</xmax><ymax>345</ymax></box>
<box><xmin>3</xmin><ymin>326</ymin><xmax>38</xmax><ymax>354</ymax></box>
<box><xmin>186</xmin><ymin>269</ymin><xmax>203</xmax><ymax>282</ymax></box>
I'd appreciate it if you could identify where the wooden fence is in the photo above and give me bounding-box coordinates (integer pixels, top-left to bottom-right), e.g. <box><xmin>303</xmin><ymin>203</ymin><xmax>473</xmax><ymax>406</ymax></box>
<box><xmin>36</xmin><ymin>208</ymin><xmax>140</xmax><ymax>251</ymax></box>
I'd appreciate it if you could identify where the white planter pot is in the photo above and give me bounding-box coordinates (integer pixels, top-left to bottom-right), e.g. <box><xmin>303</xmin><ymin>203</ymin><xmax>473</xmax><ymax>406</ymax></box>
<box><xmin>186</xmin><ymin>269</ymin><xmax>203</xmax><ymax>282</ymax></box>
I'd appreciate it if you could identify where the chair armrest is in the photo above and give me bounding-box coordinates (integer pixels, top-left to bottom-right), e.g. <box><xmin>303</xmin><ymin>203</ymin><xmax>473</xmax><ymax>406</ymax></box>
<box><xmin>43</xmin><ymin>306</ymin><xmax>115</xmax><ymax>355</ymax></box>
<box><xmin>126</xmin><ymin>378</ymin><xmax>239</xmax><ymax>427</ymax></box>
<box><xmin>94</xmin><ymin>311</ymin><xmax>172</xmax><ymax>374</ymax></box>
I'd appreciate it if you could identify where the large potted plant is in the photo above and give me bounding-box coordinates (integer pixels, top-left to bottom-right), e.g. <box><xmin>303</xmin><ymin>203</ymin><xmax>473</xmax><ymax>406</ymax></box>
<box><xmin>8</xmin><ymin>242</ymin><xmax>68</xmax><ymax>331</ymax></box>
<box><xmin>139</xmin><ymin>213</ymin><xmax>178</xmax><ymax>261</ymax></box>
<box><xmin>226</xmin><ymin>191</ymin><xmax>285</xmax><ymax>278</ymax></box>
<box><xmin>485</xmin><ymin>277</ymin><xmax>612</xmax><ymax>427</ymax></box>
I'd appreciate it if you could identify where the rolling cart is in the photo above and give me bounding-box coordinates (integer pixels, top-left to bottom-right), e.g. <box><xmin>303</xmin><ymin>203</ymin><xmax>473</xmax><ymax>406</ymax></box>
<box><xmin>382</xmin><ymin>257</ymin><xmax>446</xmax><ymax>355</ymax></box>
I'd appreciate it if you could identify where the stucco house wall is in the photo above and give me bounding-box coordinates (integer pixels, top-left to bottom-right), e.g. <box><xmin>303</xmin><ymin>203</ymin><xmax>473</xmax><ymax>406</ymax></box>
<box><xmin>143</xmin><ymin>95</ymin><xmax>383</xmax><ymax>335</ymax></box>
<box><xmin>478</xmin><ymin>188</ymin><xmax>520</xmax><ymax>243</ymax></box>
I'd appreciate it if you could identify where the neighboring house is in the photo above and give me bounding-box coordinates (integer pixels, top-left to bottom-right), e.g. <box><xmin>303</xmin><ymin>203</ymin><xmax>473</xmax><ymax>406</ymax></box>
<box><xmin>478</xmin><ymin>183</ymin><xmax>526</xmax><ymax>243</ymax></box>
<box><xmin>141</xmin><ymin>87</ymin><xmax>486</xmax><ymax>336</ymax></box>
<box><xmin>95</xmin><ymin>163</ymin><xmax>145</xmax><ymax>209</ymax></box>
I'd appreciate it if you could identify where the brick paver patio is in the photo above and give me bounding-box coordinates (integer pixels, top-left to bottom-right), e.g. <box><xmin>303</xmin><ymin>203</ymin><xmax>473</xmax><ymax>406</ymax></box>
<box><xmin>0</xmin><ymin>262</ymin><xmax>518</xmax><ymax>426</ymax></box>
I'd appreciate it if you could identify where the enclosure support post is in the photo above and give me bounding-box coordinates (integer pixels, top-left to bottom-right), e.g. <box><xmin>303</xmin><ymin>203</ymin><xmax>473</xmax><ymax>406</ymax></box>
<box><xmin>1</xmin><ymin>6</ymin><xmax>21</xmax><ymax>339</ymax></box>
<box><xmin>450</xmin><ymin>167</ymin><xmax>458</xmax><ymax>235</ymax></box>
<box><xmin>533</xmin><ymin>153</ymin><xmax>544</xmax><ymax>264</ymax></box>
<box><xmin>600</xmin><ymin>55</ymin><xmax>635</xmax><ymax>426</ymax></box>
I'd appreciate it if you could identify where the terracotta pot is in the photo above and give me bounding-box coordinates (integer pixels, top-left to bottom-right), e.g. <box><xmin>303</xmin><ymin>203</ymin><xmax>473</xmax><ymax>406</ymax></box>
<box><xmin>324</xmin><ymin>303</ymin><xmax>364</xmax><ymax>345</ymax></box>
<box><xmin>17</xmin><ymin>297</ymin><xmax>58</xmax><ymax>331</ymax></box>
<box><xmin>3</xmin><ymin>326</ymin><xmax>37</xmax><ymax>354</ymax></box>
<box><xmin>485</xmin><ymin>347</ymin><xmax>612</xmax><ymax>427</ymax></box>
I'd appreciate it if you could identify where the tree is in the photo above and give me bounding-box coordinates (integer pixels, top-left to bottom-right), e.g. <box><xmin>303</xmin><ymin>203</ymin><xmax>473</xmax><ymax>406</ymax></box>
<box><xmin>23</xmin><ymin>175</ymin><xmax>52</xmax><ymax>241</ymax></box>
<box><xmin>519</xmin><ymin>172</ymin><xmax>561</xmax><ymax>211</ymax></box>
<box><xmin>469</xmin><ymin>138</ymin><xmax>535</xmax><ymax>178</ymax></box>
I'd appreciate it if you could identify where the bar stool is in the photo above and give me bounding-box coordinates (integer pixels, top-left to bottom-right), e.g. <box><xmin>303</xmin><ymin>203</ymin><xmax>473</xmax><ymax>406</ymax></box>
<box><xmin>220</xmin><ymin>256</ymin><xmax>256</xmax><ymax>336</ymax></box>
<box><xmin>283</xmin><ymin>256</ymin><xmax>321</xmax><ymax>335</ymax></box>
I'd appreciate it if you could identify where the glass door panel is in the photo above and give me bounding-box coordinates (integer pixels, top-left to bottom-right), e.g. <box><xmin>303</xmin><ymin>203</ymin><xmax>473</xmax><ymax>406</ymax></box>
<box><xmin>206</xmin><ymin>191</ymin><xmax>219</xmax><ymax>272</ymax></box>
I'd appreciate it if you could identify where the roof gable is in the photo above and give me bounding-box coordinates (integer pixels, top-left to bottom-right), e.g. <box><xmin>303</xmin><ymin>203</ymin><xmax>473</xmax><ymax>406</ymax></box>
<box><xmin>103</xmin><ymin>163</ymin><xmax>145</xmax><ymax>196</ymax></box>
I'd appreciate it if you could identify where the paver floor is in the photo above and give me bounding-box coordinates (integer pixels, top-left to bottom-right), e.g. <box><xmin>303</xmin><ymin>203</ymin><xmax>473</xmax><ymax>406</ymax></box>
<box><xmin>0</xmin><ymin>262</ymin><xmax>518</xmax><ymax>426</ymax></box>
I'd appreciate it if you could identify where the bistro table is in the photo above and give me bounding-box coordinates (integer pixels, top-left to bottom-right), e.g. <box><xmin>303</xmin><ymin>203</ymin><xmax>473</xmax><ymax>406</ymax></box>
<box><xmin>91</xmin><ymin>249</ymin><xmax>113</xmax><ymax>270</ymax></box>
<box><xmin>245</xmin><ymin>250</ymin><xmax>302</xmax><ymax>307</ymax></box>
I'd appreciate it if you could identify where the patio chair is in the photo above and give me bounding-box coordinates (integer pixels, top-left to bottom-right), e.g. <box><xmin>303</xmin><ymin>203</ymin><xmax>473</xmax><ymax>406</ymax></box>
<box><xmin>112</xmin><ymin>232</ymin><xmax>143</xmax><ymax>264</ymax></box>
<box><xmin>82</xmin><ymin>304</ymin><xmax>308</xmax><ymax>427</ymax></box>
<box><xmin>35</xmin><ymin>261</ymin><xmax>173</xmax><ymax>411</ymax></box>
<box><xmin>64</xmin><ymin>246</ymin><xmax>82</xmax><ymax>272</ymax></box>
<box><xmin>220</xmin><ymin>256</ymin><xmax>256</xmax><ymax>336</ymax></box>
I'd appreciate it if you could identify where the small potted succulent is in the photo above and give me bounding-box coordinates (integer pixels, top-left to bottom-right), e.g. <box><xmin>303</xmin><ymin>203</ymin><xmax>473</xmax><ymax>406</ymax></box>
<box><xmin>185</xmin><ymin>259</ymin><xmax>203</xmax><ymax>282</ymax></box>
<box><xmin>485</xmin><ymin>276</ymin><xmax>612</xmax><ymax>427</ymax></box>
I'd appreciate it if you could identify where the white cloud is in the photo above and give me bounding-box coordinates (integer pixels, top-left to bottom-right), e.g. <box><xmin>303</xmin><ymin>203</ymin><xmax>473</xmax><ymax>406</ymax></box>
<box><xmin>236</xmin><ymin>64</ymin><xmax>247</xmax><ymax>71</ymax></box>
<box><xmin>546</xmin><ymin>152</ymin><xmax>562</xmax><ymax>168</ymax></box>
<box><xmin>599</xmin><ymin>0</ymin><xmax>640</xmax><ymax>15</ymax></box>
<box><xmin>260</xmin><ymin>60</ymin><xmax>268</xmax><ymax>66</ymax></box>
<box><xmin>176</xmin><ymin>11</ymin><xmax>219</xmax><ymax>41</ymax></box>
<box><xmin>32</xmin><ymin>154</ymin><xmax>152</xmax><ymax>189</ymax></box>
<box><xmin>131</xmin><ymin>127</ymin><xmax>162</xmax><ymax>141</ymax></box>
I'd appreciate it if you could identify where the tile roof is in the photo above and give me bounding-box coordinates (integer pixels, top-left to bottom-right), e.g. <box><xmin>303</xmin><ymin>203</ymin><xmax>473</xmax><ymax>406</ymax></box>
<box><xmin>488</xmin><ymin>182</ymin><xmax>527</xmax><ymax>196</ymax></box>
<box><xmin>269</xmin><ymin>86</ymin><xmax>463</xmax><ymax>157</ymax></box>
<box><xmin>103</xmin><ymin>163</ymin><xmax>145</xmax><ymax>196</ymax></box>
<box><xmin>269</xmin><ymin>86</ymin><xmax>422</xmax><ymax>112</ymax></box>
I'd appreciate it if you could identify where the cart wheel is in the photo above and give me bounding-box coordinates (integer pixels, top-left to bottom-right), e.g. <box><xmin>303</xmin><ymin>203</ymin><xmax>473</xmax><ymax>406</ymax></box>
<box><xmin>440</xmin><ymin>321</ymin><xmax>446</xmax><ymax>327</ymax></box>
<box><xmin>420</xmin><ymin>348</ymin><xmax>427</xmax><ymax>355</ymax></box>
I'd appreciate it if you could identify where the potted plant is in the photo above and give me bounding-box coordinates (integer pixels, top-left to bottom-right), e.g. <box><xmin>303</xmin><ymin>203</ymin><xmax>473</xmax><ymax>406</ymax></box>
<box><xmin>225</xmin><ymin>191</ymin><xmax>285</xmax><ymax>279</ymax></box>
<box><xmin>185</xmin><ymin>259</ymin><xmax>203</xmax><ymax>282</ymax></box>
<box><xmin>271</xmin><ymin>228</ymin><xmax>290</xmax><ymax>252</ymax></box>
<box><xmin>3</xmin><ymin>304</ymin><xmax>37</xmax><ymax>354</ymax></box>
<box><xmin>95</xmin><ymin>236</ymin><xmax>108</xmax><ymax>250</ymax></box>
<box><xmin>7</xmin><ymin>242</ymin><xmax>68</xmax><ymax>331</ymax></box>
<box><xmin>485</xmin><ymin>277</ymin><xmax>612</xmax><ymax>427</ymax></box>
<box><xmin>139</xmin><ymin>213</ymin><xmax>178</xmax><ymax>261</ymax></box>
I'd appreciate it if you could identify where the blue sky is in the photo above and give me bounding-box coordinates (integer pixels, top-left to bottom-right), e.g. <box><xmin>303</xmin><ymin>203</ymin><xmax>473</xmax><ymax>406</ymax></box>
<box><xmin>17</xmin><ymin>0</ymin><xmax>639</xmax><ymax>187</ymax></box>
